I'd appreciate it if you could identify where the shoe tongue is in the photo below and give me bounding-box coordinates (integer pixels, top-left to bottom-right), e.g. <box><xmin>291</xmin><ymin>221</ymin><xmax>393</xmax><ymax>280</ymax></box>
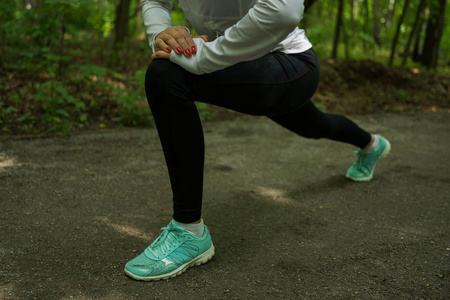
<box><xmin>144</xmin><ymin>221</ymin><xmax>186</xmax><ymax>259</ymax></box>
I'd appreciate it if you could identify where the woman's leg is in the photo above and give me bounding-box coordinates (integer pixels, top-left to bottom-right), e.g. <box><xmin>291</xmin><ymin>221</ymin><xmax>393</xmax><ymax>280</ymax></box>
<box><xmin>268</xmin><ymin>100</ymin><xmax>372</xmax><ymax>149</ymax></box>
<box><xmin>145</xmin><ymin>60</ymin><xmax>205</xmax><ymax>224</ymax></box>
<box><xmin>145</xmin><ymin>50</ymin><xmax>320</xmax><ymax>223</ymax></box>
<box><xmin>268</xmin><ymin>100</ymin><xmax>391</xmax><ymax>182</ymax></box>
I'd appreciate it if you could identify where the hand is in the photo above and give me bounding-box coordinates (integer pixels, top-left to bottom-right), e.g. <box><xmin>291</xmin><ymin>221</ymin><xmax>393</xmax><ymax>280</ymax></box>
<box><xmin>151</xmin><ymin>35</ymin><xmax>210</xmax><ymax>61</ymax></box>
<box><xmin>155</xmin><ymin>26</ymin><xmax>196</xmax><ymax>56</ymax></box>
<box><xmin>155</xmin><ymin>26</ymin><xmax>209</xmax><ymax>56</ymax></box>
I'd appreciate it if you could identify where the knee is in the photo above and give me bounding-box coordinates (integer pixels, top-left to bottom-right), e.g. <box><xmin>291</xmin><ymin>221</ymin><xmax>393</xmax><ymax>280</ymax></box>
<box><xmin>145</xmin><ymin>60</ymin><xmax>191</xmax><ymax>105</ymax></box>
<box><xmin>145</xmin><ymin>59</ymin><xmax>176</xmax><ymax>91</ymax></box>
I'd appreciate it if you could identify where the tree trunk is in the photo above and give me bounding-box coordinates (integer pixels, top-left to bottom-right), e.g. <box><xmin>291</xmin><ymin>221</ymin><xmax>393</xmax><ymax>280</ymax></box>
<box><xmin>373</xmin><ymin>0</ymin><xmax>382</xmax><ymax>47</ymax></box>
<box><xmin>412</xmin><ymin>8</ymin><xmax>428</xmax><ymax>62</ymax></box>
<box><xmin>111</xmin><ymin>0</ymin><xmax>132</xmax><ymax>66</ymax></box>
<box><xmin>402</xmin><ymin>0</ymin><xmax>427</xmax><ymax>66</ymax></box>
<box><xmin>135</xmin><ymin>0</ymin><xmax>143</xmax><ymax>32</ymax></box>
<box><xmin>421</xmin><ymin>0</ymin><xmax>446</xmax><ymax>68</ymax></box>
<box><xmin>331</xmin><ymin>0</ymin><xmax>344</xmax><ymax>59</ymax></box>
<box><xmin>302</xmin><ymin>0</ymin><xmax>318</xmax><ymax>28</ymax></box>
<box><xmin>389</xmin><ymin>0</ymin><xmax>411</xmax><ymax>66</ymax></box>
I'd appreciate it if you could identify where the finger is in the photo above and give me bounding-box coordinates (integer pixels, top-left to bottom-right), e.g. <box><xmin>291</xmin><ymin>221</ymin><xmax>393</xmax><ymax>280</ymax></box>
<box><xmin>193</xmin><ymin>35</ymin><xmax>209</xmax><ymax>43</ymax></box>
<box><xmin>154</xmin><ymin>37</ymin><xmax>172</xmax><ymax>53</ymax></box>
<box><xmin>176</xmin><ymin>28</ymin><xmax>198</xmax><ymax>55</ymax></box>
<box><xmin>157</xmin><ymin>32</ymin><xmax>183</xmax><ymax>55</ymax></box>
<box><xmin>190</xmin><ymin>35</ymin><xmax>209</xmax><ymax>54</ymax></box>
<box><xmin>171</xmin><ymin>26</ymin><xmax>196</xmax><ymax>56</ymax></box>
<box><xmin>151</xmin><ymin>50</ymin><xmax>171</xmax><ymax>61</ymax></box>
<box><xmin>161</xmin><ymin>26</ymin><xmax>194</xmax><ymax>56</ymax></box>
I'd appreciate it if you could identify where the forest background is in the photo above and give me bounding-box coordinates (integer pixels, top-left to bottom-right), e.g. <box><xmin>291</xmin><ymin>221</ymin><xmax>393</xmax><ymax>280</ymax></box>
<box><xmin>0</xmin><ymin>0</ymin><xmax>448</xmax><ymax>139</ymax></box>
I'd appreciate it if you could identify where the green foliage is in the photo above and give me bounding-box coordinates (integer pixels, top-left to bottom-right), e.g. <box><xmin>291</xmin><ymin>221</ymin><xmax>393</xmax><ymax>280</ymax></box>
<box><xmin>305</xmin><ymin>0</ymin><xmax>449</xmax><ymax>66</ymax></box>
<box><xmin>115</xmin><ymin>70</ymin><xmax>152</xmax><ymax>126</ymax></box>
<box><xmin>0</xmin><ymin>62</ymin><xmax>152</xmax><ymax>136</ymax></box>
<box><xmin>314</xmin><ymin>102</ymin><xmax>327</xmax><ymax>112</ymax></box>
<box><xmin>195</xmin><ymin>102</ymin><xmax>216</xmax><ymax>122</ymax></box>
<box><xmin>75</xmin><ymin>64</ymin><xmax>108</xmax><ymax>80</ymax></box>
<box><xmin>393</xmin><ymin>89</ymin><xmax>410</xmax><ymax>101</ymax></box>
<box><xmin>0</xmin><ymin>102</ymin><xmax>18</xmax><ymax>125</ymax></box>
<box><xmin>33</xmin><ymin>81</ymin><xmax>87</xmax><ymax>136</ymax></box>
<box><xmin>439</xmin><ymin>3</ymin><xmax>450</xmax><ymax>65</ymax></box>
<box><xmin>89</xmin><ymin>2</ymin><xmax>115</xmax><ymax>37</ymax></box>
<box><xmin>1</xmin><ymin>0</ymin><xmax>118</xmax><ymax>74</ymax></box>
<box><xmin>0</xmin><ymin>0</ymin><xmax>448</xmax><ymax>138</ymax></box>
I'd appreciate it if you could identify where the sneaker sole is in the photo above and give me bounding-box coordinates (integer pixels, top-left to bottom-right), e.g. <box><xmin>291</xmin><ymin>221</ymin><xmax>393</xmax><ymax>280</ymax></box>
<box><xmin>124</xmin><ymin>244</ymin><xmax>215</xmax><ymax>281</ymax></box>
<box><xmin>346</xmin><ymin>139</ymin><xmax>391</xmax><ymax>182</ymax></box>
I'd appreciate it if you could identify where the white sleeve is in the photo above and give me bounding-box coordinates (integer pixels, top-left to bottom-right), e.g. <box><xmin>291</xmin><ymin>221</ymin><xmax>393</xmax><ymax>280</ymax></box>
<box><xmin>170</xmin><ymin>0</ymin><xmax>304</xmax><ymax>75</ymax></box>
<box><xmin>142</xmin><ymin>0</ymin><xmax>173</xmax><ymax>53</ymax></box>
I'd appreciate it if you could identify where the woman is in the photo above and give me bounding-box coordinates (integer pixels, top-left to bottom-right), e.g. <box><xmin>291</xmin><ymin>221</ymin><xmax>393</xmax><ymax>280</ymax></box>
<box><xmin>124</xmin><ymin>0</ymin><xmax>391</xmax><ymax>281</ymax></box>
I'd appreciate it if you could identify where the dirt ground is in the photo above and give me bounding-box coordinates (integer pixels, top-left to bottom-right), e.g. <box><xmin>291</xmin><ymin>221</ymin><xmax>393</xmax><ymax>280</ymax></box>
<box><xmin>1</xmin><ymin>112</ymin><xmax>449</xmax><ymax>299</ymax></box>
<box><xmin>315</xmin><ymin>59</ymin><xmax>449</xmax><ymax>115</ymax></box>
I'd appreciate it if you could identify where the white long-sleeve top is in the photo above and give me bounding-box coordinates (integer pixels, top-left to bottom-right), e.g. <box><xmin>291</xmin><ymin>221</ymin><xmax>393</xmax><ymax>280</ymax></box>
<box><xmin>142</xmin><ymin>0</ymin><xmax>312</xmax><ymax>75</ymax></box>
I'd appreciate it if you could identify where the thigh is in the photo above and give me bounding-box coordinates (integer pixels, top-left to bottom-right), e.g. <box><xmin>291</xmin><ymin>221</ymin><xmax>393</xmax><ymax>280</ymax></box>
<box><xmin>147</xmin><ymin>49</ymin><xmax>320</xmax><ymax>116</ymax></box>
<box><xmin>189</xmin><ymin>48</ymin><xmax>320</xmax><ymax>116</ymax></box>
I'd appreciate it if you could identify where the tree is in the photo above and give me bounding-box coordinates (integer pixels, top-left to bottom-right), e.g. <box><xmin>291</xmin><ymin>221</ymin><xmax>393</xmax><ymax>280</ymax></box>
<box><xmin>111</xmin><ymin>0</ymin><xmax>132</xmax><ymax>66</ymax></box>
<box><xmin>412</xmin><ymin>8</ymin><xmax>428</xmax><ymax>62</ymax></box>
<box><xmin>421</xmin><ymin>0</ymin><xmax>447</xmax><ymax>68</ymax></box>
<box><xmin>402</xmin><ymin>0</ymin><xmax>427</xmax><ymax>66</ymax></box>
<box><xmin>331</xmin><ymin>0</ymin><xmax>344</xmax><ymax>59</ymax></box>
<box><xmin>389</xmin><ymin>0</ymin><xmax>411</xmax><ymax>66</ymax></box>
<box><xmin>373</xmin><ymin>0</ymin><xmax>382</xmax><ymax>47</ymax></box>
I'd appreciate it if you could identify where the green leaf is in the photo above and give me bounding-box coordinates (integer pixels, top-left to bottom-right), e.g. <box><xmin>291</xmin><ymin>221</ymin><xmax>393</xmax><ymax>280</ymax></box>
<box><xmin>56</xmin><ymin>109</ymin><xmax>69</xmax><ymax>117</ymax></box>
<box><xmin>5</xmin><ymin>106</ymin><xmax>18</xmax><ymax>114</ymax></box>
<box><xmin>54</xmin><ymin>83</ymin><xmax>69</xmax><ymax>98</ymax></box>
<box><xmin>74</xmin><ymin>101</ymin><xmax>86</xmax><ymax>110</ymax></box>
<box><xmin>16</xmin><ymin>112</ymin><xmax>32</xmax><ymax>122</ymax></box>
<box><xmin>80</xmin><ymin>113</ymin><xmax>88</xmax><ymax>123</ymax></box>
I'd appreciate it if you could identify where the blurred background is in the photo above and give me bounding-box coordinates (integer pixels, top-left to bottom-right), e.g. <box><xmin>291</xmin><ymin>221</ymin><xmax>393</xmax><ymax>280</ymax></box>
<box><xmin>0</xmin><ymin>0</ymin><xmax>448</xmax><ymax>138</ymax></box>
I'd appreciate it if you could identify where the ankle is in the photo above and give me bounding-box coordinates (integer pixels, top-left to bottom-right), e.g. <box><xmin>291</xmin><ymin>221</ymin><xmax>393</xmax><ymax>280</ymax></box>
<box><xmin>363</xmin><ymin>134</ymin><xmax>379</xmax><ymax>153</ymax></box>
<box><xmin>173</xmin><ymin>219</ymin><xmax>205</xmax><ymax>237</ymax></box>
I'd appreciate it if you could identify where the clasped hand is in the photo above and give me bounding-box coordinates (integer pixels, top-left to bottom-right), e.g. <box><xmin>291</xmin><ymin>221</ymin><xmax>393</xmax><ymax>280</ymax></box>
<box><xmin>151</xmin><ymin>26</ymin><xmax>209</xmax><ymax>61</ymax></box>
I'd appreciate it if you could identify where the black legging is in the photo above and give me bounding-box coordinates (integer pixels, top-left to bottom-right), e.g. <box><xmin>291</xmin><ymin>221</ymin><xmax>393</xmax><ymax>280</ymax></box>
<box><xmin>145</xmin><ymin>48</ymin><xmax>371</xmax><ymax>223</ymax></box>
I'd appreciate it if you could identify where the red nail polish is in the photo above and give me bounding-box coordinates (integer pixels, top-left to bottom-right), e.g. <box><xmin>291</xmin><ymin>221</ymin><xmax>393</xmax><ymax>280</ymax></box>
<box><xmin>177</xmin><ymin>47</ymin><xmax>183</xmax><ymax>54</ymax></box>
<box><xmin>192</xmin><ymin>46</ymin><xmax>197</xmax><ymax>53</ymax></box>
<box><xmin>185</xmin><ymin>49</ymin><xmax>191</xmax><ymax>56</ymax></box>
<box><xmin>166</xmin><ymin>47</ymin><xmax>172</xmax><ymax>52</ymax></box>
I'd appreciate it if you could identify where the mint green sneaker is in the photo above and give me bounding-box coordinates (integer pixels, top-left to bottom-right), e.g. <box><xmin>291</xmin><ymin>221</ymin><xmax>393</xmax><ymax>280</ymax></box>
<box><xmin>346</xmin><ymin>134</ymin><xmax>391</xmax><ymax>182</ymax></box>
<box><xmin>124</xmin><ymin>220</ymin><xmax>214</xmax><ymax>281</ymax></box>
